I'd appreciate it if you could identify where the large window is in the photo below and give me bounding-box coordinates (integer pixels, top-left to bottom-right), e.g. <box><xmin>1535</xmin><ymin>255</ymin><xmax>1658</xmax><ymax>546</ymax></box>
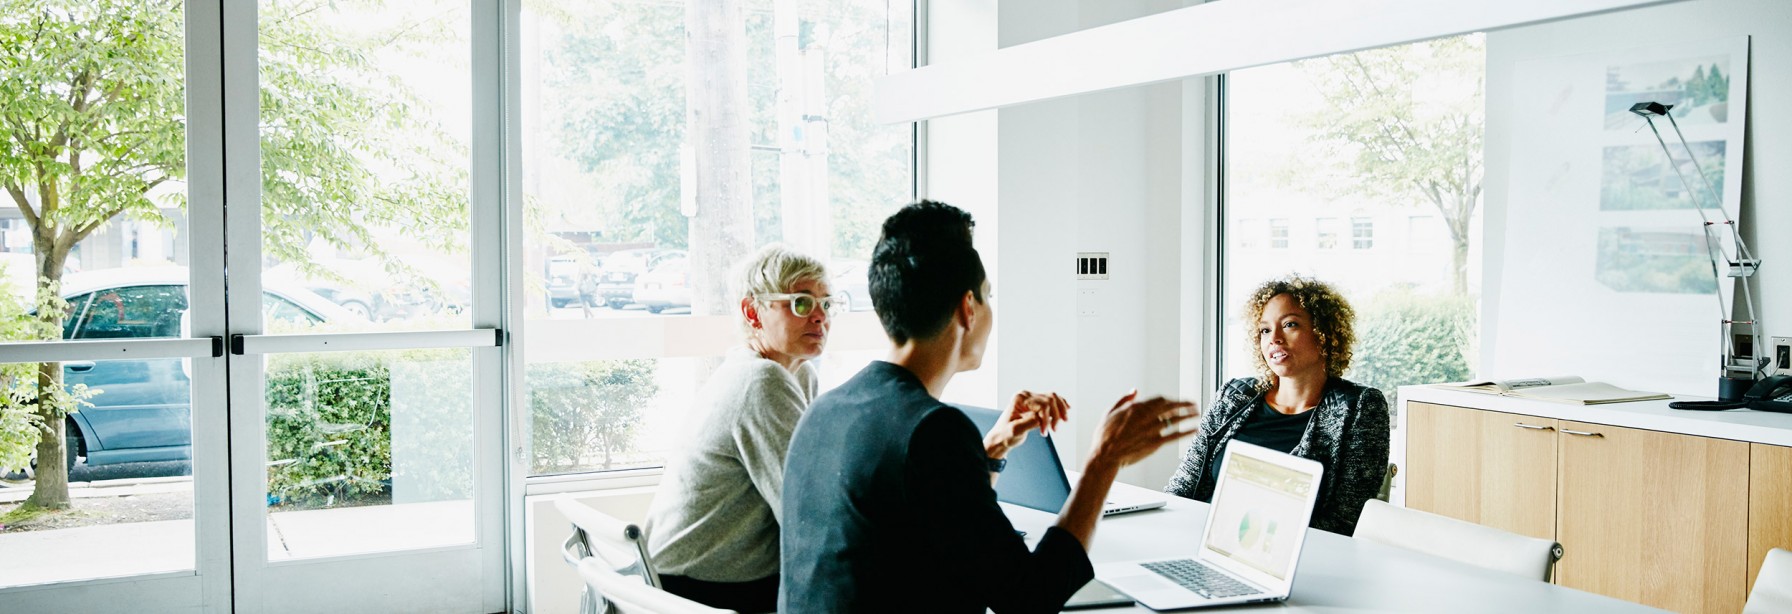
<box><xmin>519</xmin><ymin>1</ymin><xmax>915</xmax><ymax>476</ymax></box>
<box><xmin>1221</xmin><ymin>35</ymin><xmax>1485</xmax><ymax>402</ymax></box>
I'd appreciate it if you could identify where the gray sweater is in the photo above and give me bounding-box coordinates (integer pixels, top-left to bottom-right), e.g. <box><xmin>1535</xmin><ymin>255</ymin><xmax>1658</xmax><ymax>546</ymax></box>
<box><xmin>645</xmin><ymin>346</ymin><xmax>818</xmax><ymax>582</ymax></box>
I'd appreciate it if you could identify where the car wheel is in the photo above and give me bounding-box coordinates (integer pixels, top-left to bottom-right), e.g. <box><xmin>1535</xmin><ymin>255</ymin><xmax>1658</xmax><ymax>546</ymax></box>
<box><xmin>2</xmin><ymin>434</ymin><xmax>74</xmax><ymax>480</ymax></box>
<box><xmin>551</xmin><ymin>298</ymin><xmax>571</xmax><ymax>309</ymax></box>
<box><xmin>646</xmin><ymin>305</ymin><xmax>664</xmax><ymax>313</ymax></box>
<box><xmin>607</xmin><ymin>299</ymin><xmax>626</xmax><ymax>309</ymax></box>
<box><xmin>340</xmin><ymin>300</ymin><xmax>374</xmax><ymax>321</ymax></box>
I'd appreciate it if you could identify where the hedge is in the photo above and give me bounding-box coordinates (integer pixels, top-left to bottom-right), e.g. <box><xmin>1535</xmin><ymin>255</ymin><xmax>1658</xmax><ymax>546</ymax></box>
<box><xmin>1347</xmin><ymin>286</ymin><xmax>1477</xmax><ymax>405</ymax></box>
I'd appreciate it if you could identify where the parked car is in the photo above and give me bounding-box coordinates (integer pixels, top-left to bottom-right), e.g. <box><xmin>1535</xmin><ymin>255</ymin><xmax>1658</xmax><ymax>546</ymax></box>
<box><xmin>545</xmin><ymin>254</ymin><xmax>598</xmax><ymax>309</ymax></box>
<box><xmin>632</xmin><ymin>256</ymin><xmax>690</xmax><ymax>313</ymax></box>
<box><xmin>595</xmin><ymin>249</ymin><xmax>684</xmax><ymax>309</ymax></box>
<box><xmin>268</xmin><ymin>257</ymin><xmax>468</xmax><ymax>321</ymax></box>
<box><xmin>7</xmin><ymin>266</ymin><xmax>353</xmax><ymax>476</ymax></box>
<box><xmin>829</xmin><ymin>260</ymin><xmax>874</xmax><ymax>312</ymax></box>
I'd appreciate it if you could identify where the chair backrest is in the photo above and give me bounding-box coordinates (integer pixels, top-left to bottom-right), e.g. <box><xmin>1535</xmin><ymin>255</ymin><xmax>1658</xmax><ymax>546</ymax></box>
<box><xmin>1377</xmin><ymin>462</ymin><xmax>1398</xmax><ymax>502</ymax></box>
<box><xmin>1354</xmin><ymin>499</ymin><xmax>1562</xmax><ymax>581</ymax></box>
<box><xmin>555</xmin><ymin>498</ymin><xmax>660</xmax><ymax>588</ymax></box>
<box><xmin>1744</xmin><ymin>548</ymin><xmax>1792</xmax><ymax>614</ymax></box>
<box><xmin>577</xmin><ymin>558</ymin><xmax>737</xmax><ymax>614</ymax></box>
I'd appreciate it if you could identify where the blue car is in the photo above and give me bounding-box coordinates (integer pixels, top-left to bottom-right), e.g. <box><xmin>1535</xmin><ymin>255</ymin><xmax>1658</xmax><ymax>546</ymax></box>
<box><xmin>10</xmin><ymin>266</ymin><xmax>351</xmax><ymax>476</ymax></box>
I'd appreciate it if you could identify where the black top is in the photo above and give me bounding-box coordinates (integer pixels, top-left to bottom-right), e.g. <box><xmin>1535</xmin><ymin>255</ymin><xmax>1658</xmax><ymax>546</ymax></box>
<box><xmin>1204</xmin><ymin>398</ymin><xmax>1316</xmax><ymax>488</ymax></box>
<box><xmin>1166</xmin><ymin>377</ymin><xmax>1390</xmax><ymax>536</ymax></box>
<box><xmin>780</xmin><ymin>361</ymin><xmax>1094</xmax><ymax>613</ymax></box>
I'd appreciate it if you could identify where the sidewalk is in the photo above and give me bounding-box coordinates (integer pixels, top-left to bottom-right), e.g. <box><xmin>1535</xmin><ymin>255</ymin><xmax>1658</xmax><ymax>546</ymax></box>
<box><xmin>0</xmin><ymin>490</ymin><xmax>473</xmax><ymax>588</ymax></box>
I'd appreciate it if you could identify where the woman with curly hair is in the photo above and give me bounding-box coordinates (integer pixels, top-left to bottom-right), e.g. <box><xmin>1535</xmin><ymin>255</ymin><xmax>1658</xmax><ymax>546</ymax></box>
<box><xmin>1165</xmin><ymin>275</ymin><xmax>1389</xmax><ymax>535</ymax></box>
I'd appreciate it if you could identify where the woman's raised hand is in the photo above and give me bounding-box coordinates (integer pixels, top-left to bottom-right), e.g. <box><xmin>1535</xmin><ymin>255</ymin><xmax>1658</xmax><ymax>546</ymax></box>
<box><xmin>1087</xmin><ymin>390</ymin><xmax>1200</xmax><ymax>469</ymax></box>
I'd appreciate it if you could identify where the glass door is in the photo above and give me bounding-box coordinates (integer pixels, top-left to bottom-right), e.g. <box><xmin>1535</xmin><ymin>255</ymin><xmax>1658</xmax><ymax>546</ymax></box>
<box><xmin>0</xmin><ymin>1</ymin><xmax>231</xmax><ymax>610</ymax></box>
<box><xmin>222</xmin><ymin>0</ymin><xmax>505</xmax><ymax>611</ymax></box>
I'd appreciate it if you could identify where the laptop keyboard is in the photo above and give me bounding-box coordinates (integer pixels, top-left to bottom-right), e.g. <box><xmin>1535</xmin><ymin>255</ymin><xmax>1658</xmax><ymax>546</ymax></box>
<box><xmin>1140</xmin><ymin>559</ymin><xmax>1263</xmax><ymax>599</ymax></box>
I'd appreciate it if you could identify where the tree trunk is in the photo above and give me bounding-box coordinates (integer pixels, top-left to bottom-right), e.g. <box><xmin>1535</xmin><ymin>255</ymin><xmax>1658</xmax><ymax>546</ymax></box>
<box><xmin>685</xmin><ymin>0</ymin><xmax>754</xmax><ymax>318</ymax></box>
<box><xmin>1451</xmin><ymin>236</ymin><xmax>1469</xmax><ymax>297</ymax></box>
<box><xmin>24</xmin><ymin>243</ymin><xmax>75</xmax><ymax>510</ymax></box>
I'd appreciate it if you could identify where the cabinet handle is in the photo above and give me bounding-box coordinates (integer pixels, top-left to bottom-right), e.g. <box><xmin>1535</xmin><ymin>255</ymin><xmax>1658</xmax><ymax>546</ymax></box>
<box><xmin>1513</xmin><ymin>423</ymin><xmax>1555</xmax><ymax>431</ymax></box>
<box><xmin>1561</xmin><ymin>429</ymin><xmax>1604</xmax><ymax>438</ymax></box>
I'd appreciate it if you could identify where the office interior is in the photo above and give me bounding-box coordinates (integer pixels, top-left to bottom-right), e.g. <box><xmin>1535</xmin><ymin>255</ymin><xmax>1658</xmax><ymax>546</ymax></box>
<box><xmin>0</xmin><ymin>0</ymin><xmax>1788</xmax><ymax>612</ymax></box>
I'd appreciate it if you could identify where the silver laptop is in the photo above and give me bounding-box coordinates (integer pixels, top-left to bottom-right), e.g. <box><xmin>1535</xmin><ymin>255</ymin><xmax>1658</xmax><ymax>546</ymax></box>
<box><xmin>1094</xmin><ymin>441</ymin><xmax>1324</xmax><ymax>610</ymax></box>
<box><xmin>954</xmin><ymin>405</ymin><xmax>1167</xmax><ymax>516</ymax></box>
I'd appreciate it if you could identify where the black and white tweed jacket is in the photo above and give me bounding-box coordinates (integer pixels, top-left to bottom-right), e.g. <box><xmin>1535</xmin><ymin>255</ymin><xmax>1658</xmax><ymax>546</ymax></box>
<box><xmin>1164</xmin><ymin>376</ymin><xmax>1390</xmax><ymax>536</ymax></box>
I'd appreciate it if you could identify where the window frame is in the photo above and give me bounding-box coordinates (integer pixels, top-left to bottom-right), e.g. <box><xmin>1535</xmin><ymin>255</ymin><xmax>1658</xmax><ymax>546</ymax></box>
<box><xmin>1352</xmin><ymin>217</ymin><xmax>1375</xmax><ymax>250</ymax></box>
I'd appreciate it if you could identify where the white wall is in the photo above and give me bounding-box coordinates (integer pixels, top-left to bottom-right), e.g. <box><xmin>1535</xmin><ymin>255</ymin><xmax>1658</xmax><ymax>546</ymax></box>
<box><xmin>1482</xmin><ymin>0</ymin><xmax>1792</xmax><ymax>380</ymax></box>
<box><xmin>923</xmin><ymin>0</ymin><xmax>1197</xmax><ymax>489</ymax></box>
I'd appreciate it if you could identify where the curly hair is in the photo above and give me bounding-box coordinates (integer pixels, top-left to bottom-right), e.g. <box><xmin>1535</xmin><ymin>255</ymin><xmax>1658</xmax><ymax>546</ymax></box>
<box><xmin>1242</xmin><ymin>275</ymin><xmax>1356</xmax><ymax>391</ymax></box>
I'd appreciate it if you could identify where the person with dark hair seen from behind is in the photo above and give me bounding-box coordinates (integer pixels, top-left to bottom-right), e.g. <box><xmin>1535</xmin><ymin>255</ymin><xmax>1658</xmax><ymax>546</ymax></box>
<box><xmin>780</xmin><ymin>200</ymin><xmax>1202</xmax><ymax>613</ymax></box>
<box><xmin>1165</xmin><ymin>275</ymin><xmax>1389</xmax><ymax>536</ymax></box>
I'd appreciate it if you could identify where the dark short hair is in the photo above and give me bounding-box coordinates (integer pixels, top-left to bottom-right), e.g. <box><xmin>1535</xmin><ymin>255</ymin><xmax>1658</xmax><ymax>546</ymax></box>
<box><xmin>869</xmin><ymin>200</ymin><xmax>987</xmax><ymax>344</ymax></box>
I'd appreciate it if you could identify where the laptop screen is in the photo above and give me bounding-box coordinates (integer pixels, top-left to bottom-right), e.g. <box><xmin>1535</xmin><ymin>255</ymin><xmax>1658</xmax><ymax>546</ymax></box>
<box><xmin>1199</xmin><ymin>448</ymin><xmax>1318</xmax><ymax>582</ymax></box>
<box><xmin>953</xmin><ymin>405</ymin><xmax>1072</xmax><ymax>513</ymax></box>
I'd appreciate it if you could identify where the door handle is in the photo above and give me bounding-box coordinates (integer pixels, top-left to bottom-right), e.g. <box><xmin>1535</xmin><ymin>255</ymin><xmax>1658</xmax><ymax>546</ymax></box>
<box><xmin>1561</xmin><ymin>429</ymin><xmax>1604</xmax><ymax>438</ymax></box>
<box><xmin>1513</xmin><ymin>423</ymin><xmax>1555</xmax><ymax>431</ymax></box>
<box><xmin>65</xmin><ymin>361</ymin><xmax>96</xmax><ymax>373</ymax></box>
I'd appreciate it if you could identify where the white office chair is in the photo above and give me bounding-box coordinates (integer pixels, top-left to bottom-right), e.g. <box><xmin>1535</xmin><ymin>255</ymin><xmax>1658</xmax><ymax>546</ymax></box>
<box><xmin>1354</xmin><ymin>499</ymin><xmax>1564</xmax><ymax>581</ymax></box>
<box><xmin>1744</xmin><ymin>548</ymin><xmax>1792</xmax><ymax>614</ymax></box>
<box><xmin>576</xmin><ymin>558</ymin><xmax>736</xmax><ymax>614</ymax></box>
<box><xmin>556</xmin><ymin>498</ymin><xmax>675</xmax><ymax>614</ymax></box>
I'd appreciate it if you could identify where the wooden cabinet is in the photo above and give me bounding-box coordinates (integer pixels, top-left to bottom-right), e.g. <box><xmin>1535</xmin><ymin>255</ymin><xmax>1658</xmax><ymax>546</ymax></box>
<box><xmin>1754</xmin><ymin>443</ymin><xmax>1792</xmax><ymax>596</ymax></box>
<box><xmin>1406</xmin><ymin>403</ymin><xmax>1556</xmax><ymax>541</ymax></box>
<box><xmin>1554</xmin><ymin>420</ymin><xmax>1749</xmax><ymax>614</ymax></box>
<box><xmin>1405</xmin><ymin>402</ymin><xmax>1787</xmax><ymax>614</ymax></box>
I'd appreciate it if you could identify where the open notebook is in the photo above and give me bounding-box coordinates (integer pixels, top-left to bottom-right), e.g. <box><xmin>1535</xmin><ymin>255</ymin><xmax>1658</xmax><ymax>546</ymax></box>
<box><xmin>1436</xmin><ymin>376</ymin><xmax>1670</xmax><ymax>405</ymax></box>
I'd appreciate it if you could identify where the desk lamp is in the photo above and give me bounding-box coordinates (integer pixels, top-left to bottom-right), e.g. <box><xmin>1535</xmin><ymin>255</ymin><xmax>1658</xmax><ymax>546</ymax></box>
<box><xmin>1628</xmin><ymin>101</ymin><xmax>1765</xmax><ymax>400</ymax></box>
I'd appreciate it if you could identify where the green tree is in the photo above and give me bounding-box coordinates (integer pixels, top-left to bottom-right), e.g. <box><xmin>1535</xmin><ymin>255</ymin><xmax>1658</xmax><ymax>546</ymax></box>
<box><xmin>0</xmin><ymin>0</ymin><xmax>465</xmax><ymax>510</ymax></box>
<box><xmin>541</xmin><ymin>0</ymin><xmax>910</xmax><ymax>265</ymax></box>
<box><xmin>1706</xmin><ymin>64</ymin><xmax>1728</xmax><ymax>104</ymax></box>
<box><xmin>1685</xmin><ymin>65</ymin><xmax>1709</xmax><ymax>107</ymax></box>
<box><xmin>1287</xmin><ymin>35</ymin><xmax>1484</xmax><ymax>295</ymax></box>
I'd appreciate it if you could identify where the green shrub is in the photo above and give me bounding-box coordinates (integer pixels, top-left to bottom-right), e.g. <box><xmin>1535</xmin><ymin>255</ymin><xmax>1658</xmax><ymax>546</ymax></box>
<box><xmin>1347</xmin><ymin>287</ymin><xmax>1477</xmax><ymax>405</ymax></box>
<box><xmin>529</xmin><ymin>360</ymin><xmax>657</xmax><ymax>474</ymax></box>
<box><xmin>264</xmin><ymin>348</ymin><xmax>472</xmax><ymax>508</ymax></box>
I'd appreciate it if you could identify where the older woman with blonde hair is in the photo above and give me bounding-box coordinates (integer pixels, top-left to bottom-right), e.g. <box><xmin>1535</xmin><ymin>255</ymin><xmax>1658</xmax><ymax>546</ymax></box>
<box><xmin>644</xmin><ymin>244</ymin><xmax>844</xmax><ymax>613</ymax></box>
<box><xmin>1165</xmin><ymin>274</ymin><xmax>1389</xmax><ymax>536</ymax></box>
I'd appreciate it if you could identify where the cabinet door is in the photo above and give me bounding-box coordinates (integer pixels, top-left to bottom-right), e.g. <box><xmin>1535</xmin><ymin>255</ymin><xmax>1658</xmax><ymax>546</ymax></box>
<box><xmin>1557</xmin><ymin>421</ymin><xmax>1749</xmax><ymax>614</ymax></box>
<box><xmin>1752</xmin><ymin>443</ymin><xmax>1792</xmax><ymax>596</ymax></box>
<box><xmin>1405</xmin><ymin>402</ymin><xmax>1557</xmax><ymax>540</ymax></box>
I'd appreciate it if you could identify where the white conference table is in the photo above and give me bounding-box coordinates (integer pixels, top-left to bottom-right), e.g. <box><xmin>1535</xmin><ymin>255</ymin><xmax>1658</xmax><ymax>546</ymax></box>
<box><xmin>999</xmin><ymin>482</ymin><xmax>1663</xmax><ymax>613</ymax></box>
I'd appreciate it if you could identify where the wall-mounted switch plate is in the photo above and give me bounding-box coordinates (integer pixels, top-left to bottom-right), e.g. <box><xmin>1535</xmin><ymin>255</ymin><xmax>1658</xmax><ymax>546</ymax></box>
<box><xmin>1078</xmin><ymin>288</ymin><xmax>1099</xmax><ymax>317</ymax></box>
<box><xmin>1774</xmin><ymin>336</ymin><xmax>1792</xmax><ymax>376</ymax></box>
<box><xmin>1077</xmin><ymin>252</ymin><xmax>1109</xmax><ymax>280</ymax></box>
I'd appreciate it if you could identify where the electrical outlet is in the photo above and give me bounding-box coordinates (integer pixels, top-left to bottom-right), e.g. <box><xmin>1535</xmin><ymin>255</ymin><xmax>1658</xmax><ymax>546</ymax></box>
<box><xmin>1774</xmin><ymin>336</ymin><xmax>1792</xmax><ymax>376</ymax></box>
<box><xmin>1076</xmin><ymin>252</ymin><xmax>1109</xmax><ymax>280</ymax></box>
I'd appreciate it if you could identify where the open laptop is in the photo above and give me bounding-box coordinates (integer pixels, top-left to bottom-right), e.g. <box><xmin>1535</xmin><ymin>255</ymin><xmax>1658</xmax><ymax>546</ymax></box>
<box><xmin>954</xmin><ymin>405</ymin><xmax>1167</xmax><ymax>516</ymax></box>
<box><xmin>1093</xmin><ymin>441</ymin><xmax>1324</xmax><ymax>610</ymax></box>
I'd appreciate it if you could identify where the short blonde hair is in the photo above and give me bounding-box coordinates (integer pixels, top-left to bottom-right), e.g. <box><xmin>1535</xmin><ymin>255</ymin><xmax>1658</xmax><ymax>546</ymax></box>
<box><xmin>732</xmin><ymin>244</ymin><xmax>829</xmax><ymax>335</ymax></box>
<box><xmin>1241</xmin><ymin>275</ymin><xmax>1356</xmax><ymax>391</ymax></box>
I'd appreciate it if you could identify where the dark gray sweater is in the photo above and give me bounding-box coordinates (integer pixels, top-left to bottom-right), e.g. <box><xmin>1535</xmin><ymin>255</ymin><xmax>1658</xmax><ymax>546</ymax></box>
<box><xmin>780</xmin><ymin>361</ymin><xmax>1092</xmax><ymax>613</ymax></box>
<box><xmin>1165</xmin><ymin>376</ymin><xmax>1389</xmax><ymax>536</ymax></box>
